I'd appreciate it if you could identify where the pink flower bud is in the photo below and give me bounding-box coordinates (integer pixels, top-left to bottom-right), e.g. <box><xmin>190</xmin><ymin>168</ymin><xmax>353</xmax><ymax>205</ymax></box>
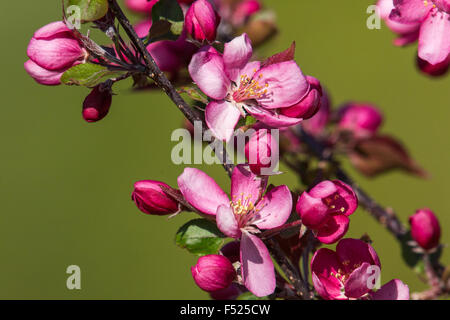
<box><xmin>82</xmin><ymin>85</ymin><xmax>112</xmax><ymax>123</ymax></box>
<box><xmin>280</xmin><ymin>76</ymin><xmax>322</xmax><ymax>120</ymax></box>
<box><xmin>25</xmin><ymin>22</ymin><xmax>86</xmax><ymax>85</ymax></box>
<box><xmin>244</xmin><ymin>127</ymin><xmax>279</xmax><ymax>175</ymax></box>
<box><xmin>296</xmin><ymin>180</ymin><xmax>358</xmax><ymax>244</ymax></box>
<box><xmin>311</xmin><ymin>238</ymin><xmax>381</xmax><ymax>300</ymax></box>
<box><xmin>191</xmin><ymin>254</ymin><xmax>236</xmax><ymax>292</ymax></box>
<box><xmin>185</xmin><ymin>0</ymin><xmax>220</xmax><ymax>42</ymax></box>
<box><xmin>337</xmin><ymin>103</ymin><xmax>383</xmax><ymax>138</ymax></box>
<box><xmin>409</xmin><ymin>208</ymin><xmax>441</xmax><ymax>251</ymax></box>
<box><xmin>132</xmin><ymin>180</ymin><xmax>180</xmax><ymax>215</ymax></box>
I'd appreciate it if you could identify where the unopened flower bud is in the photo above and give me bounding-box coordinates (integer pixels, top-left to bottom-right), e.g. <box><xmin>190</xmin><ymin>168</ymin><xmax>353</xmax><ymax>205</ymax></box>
<box><xmin>244</xmin><ymin>127</ymin><xmax>279</xmax><ymax>175</ymax></box>
<box><xmin>125</xmin><ymin>0</ymin><xmax>159</xmax><ymax>14</ymax></box>
<box><xmin>185</xmin><ymin>0</ymin><xmax>220</xmax><ymax>42</ymax></box>
<box><xmin>132</xmin><ymin>180</ymin><xmax>180</xmax><ymax>215</ymax></box>
<box><xmin>191</xmin><ymin>255</ymin><xmax>236</xmax><ymax>292</ymax></box>
<box><xmin>337</xmin><ymin>103</ymin><xmax>383</xmax><ymax>138</ymax></box>
<box><xmin>82</xmin><ymin>85</ymin><xmax>112</xmax><ymax>123</ymax></box>
<box><xmin>409</xmin><ymin>208</ymin><xmax>441</xmax><ymax>251</ymax></box>
<box><xmin>417</xmin><ymin>55</ymin><xmax>450</xmax><ymax>77</ymax></box>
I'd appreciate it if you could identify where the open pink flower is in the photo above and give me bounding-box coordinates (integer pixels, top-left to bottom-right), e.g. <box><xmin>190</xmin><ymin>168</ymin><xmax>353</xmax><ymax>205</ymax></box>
<box><xmin>311</xmin><ymin>238</ymin><xmax>409</xmax><ymax>300</ymax></box>
<box><xmin>389</xmin><ymin>0</ymin><xmax>450</xmax><ymax>66</ymax></box>
<box><xmin>188</xmin><ymin>33</ymin><xmax>310</xmax><ymax>141</ymax></box>
<box><xmin>296</xmin><ymin>180</ymin><xmax>358</xmax><ymax>244</ymax></box>
<box><xmin>177</xmin><ymin>165</ymin><xmax>292</xmax><ymax>297</ymax></box>
<box><xmin>24</xmin><ymin>21</ymin><xmax>87</xmax><ymax>85</ymax></box>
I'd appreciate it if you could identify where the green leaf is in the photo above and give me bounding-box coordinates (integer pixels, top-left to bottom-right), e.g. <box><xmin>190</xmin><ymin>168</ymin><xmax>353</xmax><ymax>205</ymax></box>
<box><xmin>175</xmin><ymin>219</ymin><xmax>226</xmax><ymax>256</ymax></box>
<box><xmin>245</xmin><ymin>116</ymin><xmax>258</xmax><ymax>126</ymax></box>
<box><xmin>67</xmin><ymin>0</ymin><xmax>109</xmax><ymax>22</ymax></box>
<box><xmin>178</xmin><ymin>86</ymin><xmax>209</xmax><ymax>104</ymax></box>
<box><xmin>148</xmin><ymin>0</ymin><xmax>184</xmax><ymax>41</ymax></box>
<box><xmin>237</xmin><ymin>292</ymin><xmax>269</xmax><ymax>300</ymax></box>
<box><xmin>61</xmin><ymin>63</ymin><xmax>122</xmax><ymax>87</ymax></box>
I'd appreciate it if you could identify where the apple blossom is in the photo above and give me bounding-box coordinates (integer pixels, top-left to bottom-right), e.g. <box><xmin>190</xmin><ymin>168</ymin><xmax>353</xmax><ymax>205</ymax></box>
<box><xmin>296</xmin><ymin>180</ymin><xmax>358</xmax><ymax>244</ymax></box>
<box><xmin>24</xmin><ymin>21</ymin><xmax>87</xmax><ymax>85</ymax></box>
<box><xmin>132</xmin><ymin>180</ymin><xmax>180</xmax><ymax>215</ymax></box>
<box><xmin>185</xmin><ymin>0</ymin><xmax>221</xmax><ymax>42</ymax></box>
<box><xmin>409</xmin><ymin>208</ymin><xmax>441</xmax><ymax>250</ymax></box>
<box><xmin>177</xmin><ymin>165</ymin><xmax>293</xmax><ymax>296</ymax></box>
<box><xmin>191</xmin><ymin>254</ymin><xmax>236</xmax><ymax>292</ymax></box>
<box><xmin>188</xmin><ymin>33</ymin><xmax>312</xmax><ymax>141</ymax></box>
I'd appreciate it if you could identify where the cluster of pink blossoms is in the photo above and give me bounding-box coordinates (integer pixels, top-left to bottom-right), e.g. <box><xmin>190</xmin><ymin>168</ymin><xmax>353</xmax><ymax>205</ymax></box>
<box><xmin>378</xmin><ymin>0</ymin><xmax>450</xmax><ymax>76</ymax></box>
<box><xmin>24</xmin><ymin>0</ymin><xmax>446</xmax><ymax>301</ymax></box>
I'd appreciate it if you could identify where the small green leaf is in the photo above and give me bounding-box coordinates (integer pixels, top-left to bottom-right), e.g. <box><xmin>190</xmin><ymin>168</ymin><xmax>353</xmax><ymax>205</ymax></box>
<box><xmin>147</xmin><ymin>0</ymin><xmax>184</xmax><ymax>41</ymax></box>
<box><xmin>175</xmin><ymin>219</ymin><xmax>226</xmax><ymax>256</ymax></box>
<box><xmin>178</xmin><ymin>86</ymin><xmax>208</xmax><ymax>104</ymax></box>
<box><xmin>245</xmin><ymin>116</ymin><xmax>258</xmax><ymax>126</ymax></box>
<box><xmin>67</xmin><ymin>0</ymin><xmax>109</xmax><ymax>22</ymax></box>
<box><xmin>61</xmin><ymin>63</ymin><xmax>122</xmax><ymax>87</ymax></box>
<box><xmin>237</xmin><ymin>292</ymin><xmax>269</xmax><ymax>300</ymax></box>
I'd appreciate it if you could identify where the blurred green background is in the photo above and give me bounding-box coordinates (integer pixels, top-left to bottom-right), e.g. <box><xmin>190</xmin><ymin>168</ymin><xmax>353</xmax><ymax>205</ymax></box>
<box><xmin>1</xmin><ymin>0</ymin><xmax>448</xmax><ymax>299</ymax></box>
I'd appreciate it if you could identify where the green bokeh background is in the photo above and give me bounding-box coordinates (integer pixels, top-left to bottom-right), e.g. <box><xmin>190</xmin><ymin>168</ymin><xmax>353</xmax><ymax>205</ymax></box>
<box><xmin>1</xmin><ymin>0</ymin><xmax>448</xmax><ymax>299</ymax></box>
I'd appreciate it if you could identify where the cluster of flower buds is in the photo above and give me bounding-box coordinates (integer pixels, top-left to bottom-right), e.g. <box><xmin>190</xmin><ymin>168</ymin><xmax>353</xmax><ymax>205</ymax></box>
<box><xmin>377</xmin><ymin>0</ymin><xmax>450</xmax><ymax>77</ymax></box>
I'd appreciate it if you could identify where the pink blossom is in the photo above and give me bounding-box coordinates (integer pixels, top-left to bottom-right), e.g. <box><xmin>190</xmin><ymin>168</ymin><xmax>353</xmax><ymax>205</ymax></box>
<box><xmin>389</xmin><ymin>0</ymin><xmax>450</xmax><ymax>66</ymax></box>
<box><xmin>409</xmin><ymin>208</ymin><xmax>441</xmax><ymax>250</ymax></box>
<box><xmin>191</xmin><ymin>254</ymin><xmax>237</xmax><ymax>292</ymax></box>
<box><xmin>24</xmin><ymin>21</ymin><xmax>86</xmax><ymax>85</ymax></box>
<box><xmin>125</xmin><ymin>0</ymin><xmax>159</xmax><ymax>13</ymax></box>
<box><xmin>337</xmin><ymin>103</ymin><xmax>383</xmax><ymax>139</ymax></box>
<box><xmin>82</xmin><ymin>85</ymin><xmax>112</xmax><ymax>123</ymax></box>
<box><xmin>178</xmin><ymin>165</ymin><xmax>293</xmax><ymax>296</ymax></box>
<box><xmin>132</xmin><ymin>180</ymin><xmax>180</xmax><ymax>215</ymax></box>
<box><xmin>296</xmin><ymin>180</ymin><xmax>358</xmax><ymax>244</ymax></box>
<box><xmin>311</xmin><ymin>238</ymin><xmax>409</xmax><ymax>300</ymax></box>
<box><xmin>377</xmin><ymin>0</ymin><xmax>420</xmax><ymax>46</ymax></box>
<box><xmin>185</xmin><ymin>0</ymin><xmax>221</xmax><ymax>42</ymax></box>
<box><xmin>188</xmin><ymin>33</ymin><xmax>310</xmax><ymax>141</ymax></box>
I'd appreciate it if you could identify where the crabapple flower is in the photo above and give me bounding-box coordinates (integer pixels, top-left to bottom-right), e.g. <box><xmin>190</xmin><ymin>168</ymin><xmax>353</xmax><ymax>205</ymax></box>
<box><xmin>82</xmin><ymin>85</ymin><xmax>112</xmax><ymax>123</ymax></box>
<box><xmin>24</xmin><ymin>21</ymin><xmax>87</xmax><ymax>85</ymax></box>
<box><xmin>177</xmin><ymin>165</ymin><xmax>293</xmax><ymax>296</ymax></box>
<box><xmin>185</xmin><ymin>0</ymin><xmax>221</xmax><ymax>42</ymax></box>
<box><xmin>132</xmin><ymin>180</ymin><xmax>180</xmax><ymax>215</ymax></box>
<box><xmin>389</xmin><ymin>0</ymin><xmax>450</xmax><ymax>66</ymax></box>
<box><xmin>311</xmin><ymin>238</ymin><xmax>381</xmax><ymax>300</ymax></box>
<box><xmin>244</xmin><ymin>127</ymin><xmax>279</xmax><ymax>175</ymax></box>
<box><xmin>188</xmin><ymin>33</ymin><xmax>310</xmax><ymax>141</ymax></box>
<box><xmin>296</xmin><ymin>180</ymin><xmax>358</xmax><ymax>244</ymax></box>
<box><xmin>337</xmin><ymin>103</ymin><xmax>383</xmax><ymax>139</ymax></box>
<box><xmin>191</xmin><ymin>254</ymin><xmax>236</xmax><ymax>292</ymax></box>
<box><xmin>377</xmin><ymin>0</ymin><xmax>421</xmax><ymax>46</ymax></box>
<box><xmin>409</xmin><ymin>208</ymin><xmax>441</xmax><ymax>250</ymax></box>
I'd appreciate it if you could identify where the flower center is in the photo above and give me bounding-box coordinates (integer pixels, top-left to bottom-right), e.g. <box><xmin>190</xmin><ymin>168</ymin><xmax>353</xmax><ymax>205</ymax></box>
<box><xmin>323</xmin><ymin>194</ymin><xmax>347</xmax><ymax>214</ymax></box>
<box><xmin>429</xmin><ymin>0</ymin><xmax>450</xmax><ymax>13</ymax></box>
<box><xmin>232</xmin><ymin>73</ymin><xmax>268</xmax><ymax>103</ymax></box>
<box><xmin>330</xmin><ymin>261</ymin><xmax>362</xmax><ymax>284</ymax></box>
<box><xmin>230</xmin><ymin>193</ymin><xmax>265</xmax><ymax>228</ymax></box>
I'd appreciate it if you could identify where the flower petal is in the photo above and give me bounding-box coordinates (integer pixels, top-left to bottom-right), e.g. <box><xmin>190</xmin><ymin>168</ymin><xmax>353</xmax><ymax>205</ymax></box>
<box><xmin>240</xmin><ymin>231</ymin><xmax>276</xmax><ymax>297</ymax></box>
<box><xmin>188</xmin><ymin>47</ymin><xmax>230</xmax><ymax>100</ymax></box>
<box><xmin>253</xmin><ymin>185</ymin><xmax>292</xmax><ymax>230</ymax></box>
<box><xmin>370</xmin><ymin>279</ymin><xmax>410</xmax><ymax>300</ymax></box>
<box><xmin>254</xmin><ymin>61</ymin><xmax>309</xmax><ymax>109</ymax></box>
<box><xmin>177</xmin><ymin>168</ymin><xmax>230</xmax><ymax>215</ymax></box>
<box><xmin>390</xmin><ymin>0</ymin><xmax>432</xmax><ymax>23</ymax></box>
<box><xmin>296</xmin><ymin>191</ymin><xmax>330</xmax><ymax>229</ymax></box>
<box><xmin>333</xmin><ymin>180</ymin><xmax>358</xmax><ymax>216</ymax></box>
<box><xmin>245</xmin><ymin>105</ymin><xmax>303</xmax><ymax>128</ymax></box>
<box><xmin>231</xmin><ymin>165</ymin><xmax>266</xmax><ymax>204</ymax></box>
<box><xmin>418</xmin><ymin>10</ymin><xmax>450</xmax><ymax>65</ymax></box>
<box><xmin>34</xmin><ymin>21</ymin><xmax>72</xmax><ymax>39</ymax></box>
<box><xmin>316</xmin><ymin>214</ymin><xmax>350</xmax><ymax>244</ymax></box>
<box><xmin>344</xmin><ymin>262</ymin><xmax>372</xmax><ymax>299</ymax></box>
<box><xmin>27</xmin><ymin>37</ymin><xmax>83</xmax><ymax>70</ymax></box>
<box><xmin>205</xmin><ymin>100</ymin><xmax>241</xmax><ymax>141</ymax></box>
<box><xmin>24</xmin><ymin>60</ymin><xmax>64</xmax><ymax>86</ymax></box>
<box><xmin>310</xmin><ymin>248</ymin><xmax>344</xmax><ymax>300</ymax></box>
<box><xmin>216</xmin><ymin>205</ymin><xmax>242</xmax><ymax>238</ymax></box>
<box><xmin>336</xmin><ymin>238</ymin><xmax>381</xmax><ymax>274</ymax></box>
<box><xmin>223</xmin><ymin>33</ymin><xmax>253</xmax><ymax>82</ymax></box>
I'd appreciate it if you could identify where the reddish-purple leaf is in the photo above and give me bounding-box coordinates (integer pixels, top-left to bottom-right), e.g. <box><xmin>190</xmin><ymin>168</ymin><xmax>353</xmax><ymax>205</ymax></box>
<box><xmin>262</xmin><ymin>42</ymin><xmax>296</xmax><ymax>68</ymax></box>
